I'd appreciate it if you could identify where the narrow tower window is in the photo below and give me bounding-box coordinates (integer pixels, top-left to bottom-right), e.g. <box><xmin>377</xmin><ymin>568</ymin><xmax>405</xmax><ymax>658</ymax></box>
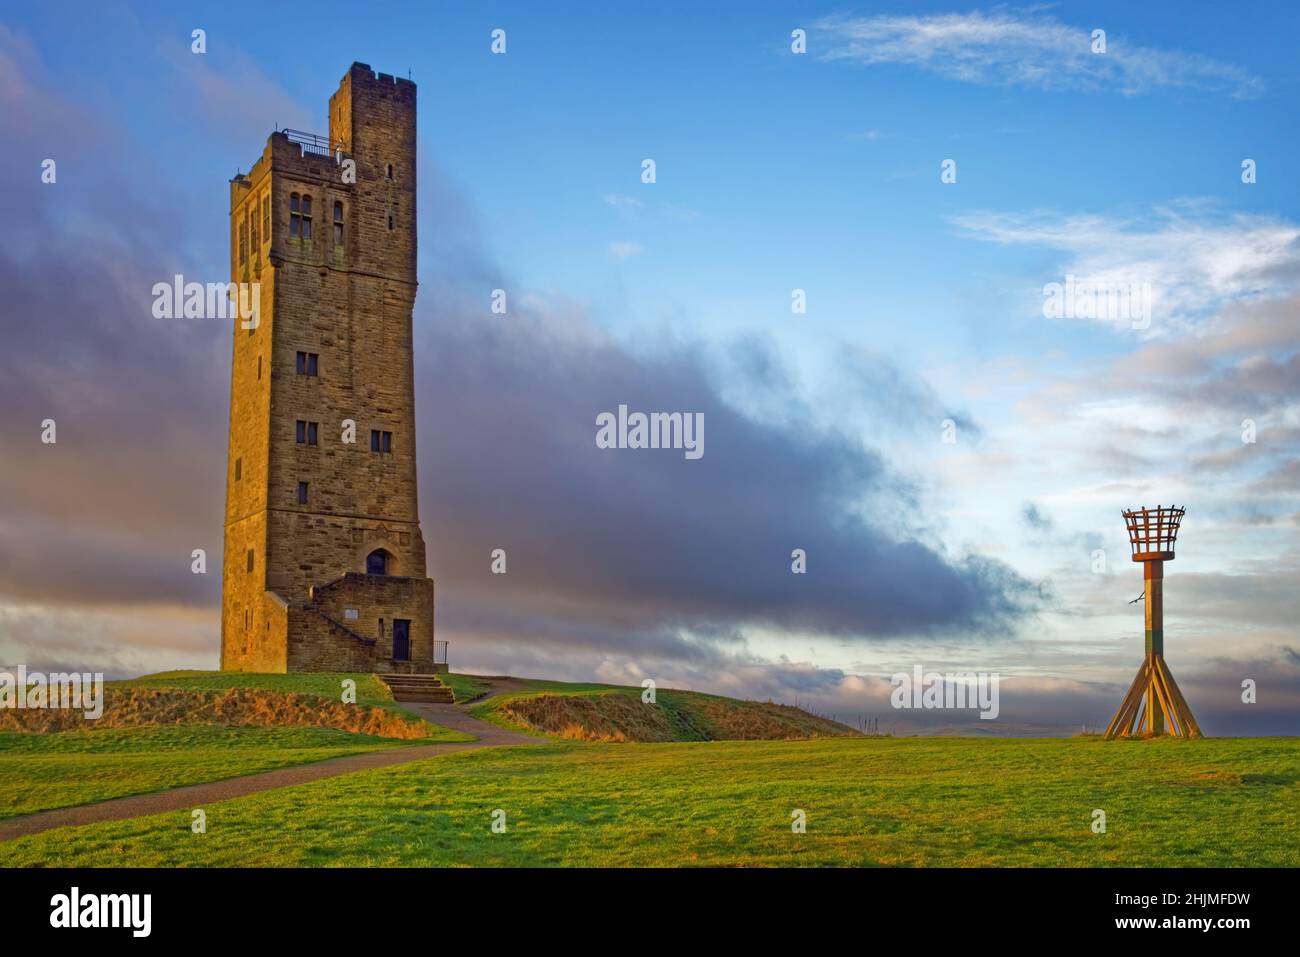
<box><xmin>386</xmin><ymin>163</ymin><xmax>393</xmax><ymax>180</ymax></box>
<box><xmin>388</xmin><ymin>214</ymin><xmax>394</xmax><ymax>231</ymax></box>
<box><xmin>238</xmin><ymin>216</ymin><xmax>247</xmax><ymax>263</ymax></box>
<box><xmin>289</xmin><ymin>193</ymin><xmax>300</xmax><ymax>238</ymax></box>
<box><xmin>301</xmin><ymin>194</ymin><xmax>312</xmax><ymax>240</ymax></box>
<box><xmin>262</xmin><ymin>195</ymin><xmax>270</xmax><ymax>242</ymax></box>
<box><xmin>333</xmin><ymin>201</ymin><xmax>344</xmax><ymax>246</ymax></box>
<box><xmin>235</xmin><ymin>458</ymin><xmax>242</xmax><ymax>480</ymax></box>
<box><xmin>297</xmin><ymin>481</ymin><xmax>309</xmax><ymax>504</ymax></box>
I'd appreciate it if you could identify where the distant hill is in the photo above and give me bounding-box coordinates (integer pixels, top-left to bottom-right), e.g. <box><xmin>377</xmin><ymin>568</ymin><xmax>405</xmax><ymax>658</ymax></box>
<box><xmin>469</xmin><ymin>681</ymin><xmax>861</xmax><ymax>742</ymax></box>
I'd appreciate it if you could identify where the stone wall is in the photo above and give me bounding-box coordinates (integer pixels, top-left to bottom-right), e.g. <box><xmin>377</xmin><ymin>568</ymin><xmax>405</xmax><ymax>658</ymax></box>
<box><xmin>284</xmin><ymin>603</ymin><xmax>376</xmax><ymax>673</ymax></box>
<box><xmin>304</xmin><ymin>573</ymin><xmax>435</xmax><ymax>672</ymax></box>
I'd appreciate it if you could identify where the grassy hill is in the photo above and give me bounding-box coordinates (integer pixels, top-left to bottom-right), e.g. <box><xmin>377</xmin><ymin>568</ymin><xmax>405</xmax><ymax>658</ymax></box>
<box><xmin>5</xmin><ymin>735</ymin><xmax>1298</xmax><ymax>867</ymax></box>
<box><xmin>3</xmin><ymin>669</ymin><xmax>1297</xmax><ymax>867</ymax></box>
<box><xmin>120</xmin><ymin>670</ymin><xmax>411</xmax><ymax>711</ymax></box>
<box><xmin>470</xmin><ymin>683</ymin><xmax>859</xmax><ymax>741</ymax></box>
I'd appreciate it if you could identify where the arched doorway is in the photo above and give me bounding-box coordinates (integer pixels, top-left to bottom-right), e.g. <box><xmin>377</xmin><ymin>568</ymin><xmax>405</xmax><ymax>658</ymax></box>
<box><xmin>365</xmin><ymin>549</ymin><xmax>392</xmax><ymax>575</ymax></box>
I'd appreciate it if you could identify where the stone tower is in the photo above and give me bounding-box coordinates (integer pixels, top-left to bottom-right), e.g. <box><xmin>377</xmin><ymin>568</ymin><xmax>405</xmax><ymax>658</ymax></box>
<box><xmin>220</xmin><ymin>63</ymin><xmax>437</xmax><ymax>674</ymax></box>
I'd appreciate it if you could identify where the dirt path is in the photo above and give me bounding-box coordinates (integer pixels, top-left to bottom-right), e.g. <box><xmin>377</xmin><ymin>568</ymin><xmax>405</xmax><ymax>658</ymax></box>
<box><xmin>0</xmin><ymin>698</ymin><xmax>547</xmax><ymax>843</ymax></box>
<box><xmin>455</xmin><ymin>675</ymin><xmax>538</xmax><ymax>706</ymax></box>
<box><xmin>399</xmin><ymin>701</ymin><xmax>542</xmax><ymax>745</ymax></box>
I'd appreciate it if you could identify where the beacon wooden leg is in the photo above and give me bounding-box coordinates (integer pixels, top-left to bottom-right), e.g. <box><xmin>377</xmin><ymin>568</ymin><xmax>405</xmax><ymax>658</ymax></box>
<box><xmin>1105</xmin><ymin>658</ymin><xmax>1149</xmax><ymax>739</ymax></box>
<box><xmin>1105</xmin><ymin>655</ymin><xmax>1201</xmax><ymax>739</ymax></box>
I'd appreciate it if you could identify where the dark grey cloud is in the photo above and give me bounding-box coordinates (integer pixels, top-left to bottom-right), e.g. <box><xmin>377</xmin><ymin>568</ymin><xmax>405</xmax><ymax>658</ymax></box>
<box><xmin>0</xmin><ymin>157</ymin><xmax>1036</xmax><ymax>665</ymax></box>
<box><xmin>1169</xmin><ymin>352</ymin><xmax>1300</xmax><ymax>416</ymax></box>
<box><xmin>1022</xmin><ymin>502</ymin><xmax>1053</xmax><ymax>532</ymax></box>
<box><xmin>1251</xmin><ymin>458</ymin><xmax>1300</xmax><ymax>494</ymax></box>
<box><xmin>0</xmin><ymin>39</ymin><xmax>227</xmax><ymax>612</ymax></box>
<box><xmin>1170</xmin><ymin>570</ymin><xmax>1300</xmax><ymax>629</ymax></box>
<box><xmin>0</xmin><ymin>32</ymin><xmax>1036</xmax><ymax>675</ymax></box>
<box><xmin>411</xmin><ymin>266</ymin><xmax>1037</xmax><ymax>651</ymax></box>
<box><xmin>834</xmin><ymin>345</ymin><xmax>982</xmax><ymax>441</ymax></box>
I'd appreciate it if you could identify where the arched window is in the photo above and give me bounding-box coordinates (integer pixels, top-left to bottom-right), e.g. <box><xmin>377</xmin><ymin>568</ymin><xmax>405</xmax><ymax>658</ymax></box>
<box><xmin>365</xmin><ymin>549</ymin><xmax>388</xmax><ymax>576</ymax></box>
<box><xmin>333</xmin><ymin>201</ymin><xmax>344</xmax><ymax>246</ymax></box>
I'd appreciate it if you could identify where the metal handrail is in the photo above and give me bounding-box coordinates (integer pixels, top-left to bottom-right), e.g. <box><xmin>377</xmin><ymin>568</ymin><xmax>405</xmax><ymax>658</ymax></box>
<box><xmin>283</xmin><ymin>128</ymin><xmax>346</xmax><ymax>159</ymax></box>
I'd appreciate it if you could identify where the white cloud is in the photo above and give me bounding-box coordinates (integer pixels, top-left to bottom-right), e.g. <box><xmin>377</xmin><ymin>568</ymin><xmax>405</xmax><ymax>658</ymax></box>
<box><xmin>953</xmin><ymin>205</ymin><xmax>1300</xmax><ymax>335</ymax></box>
<box><xmin>812</xmin><ymin>11</ymin><xmax>1262</xmax><ymax>98</ymax></box>
<box><xmin>602</xmin><ymin>194</ymin><xmax>644</xmax><ymax>211</ymax></box>
<box><xmin>608</xmin><ymin>241</ymin><xmax>644</xmax><ymax>259</ymax></box>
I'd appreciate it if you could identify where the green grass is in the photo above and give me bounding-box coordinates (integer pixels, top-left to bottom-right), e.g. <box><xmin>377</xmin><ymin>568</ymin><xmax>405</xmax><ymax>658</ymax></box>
<box><xmin>506</xmin><ymin>679</ymin><xmax>627</xmax><ymax>693</ymax></box>
<box><xmin>6</xmin><ymin>736</ymin><xmax>1297</xmax><ymax>867</ymax></box>
<box><xmin>470</xmin><ymin>685</ymin><xmax>855</xmax><ymax>741</ymax></box>
<box><xmin>121</xmin><ymin>671</ymin><xmax>401</xmax><ymax>711</ymax></box>
<box><xmin>113</xmin><ymin>671</ymin><xmax>472</xmax><ymax>740</ymax></box>
<box><xmin>438</xmin><ymin>673</ymin><xmax>494</xmax><ymax>703</ymax></box>
<box><xmin>0</xmin><ymin>725</ymin><xmax>408</xmax><ymax>821</ymax></box>
<box><xmin>0</xmin><ymin>670</ymin><xmax>476</xmax><ymax>820</ymax></box>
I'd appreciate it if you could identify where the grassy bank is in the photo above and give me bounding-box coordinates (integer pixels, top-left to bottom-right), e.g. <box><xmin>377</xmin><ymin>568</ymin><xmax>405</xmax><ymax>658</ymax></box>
<box><xmin>0</xmin><ymin>671</ymin><xmax>471</xmax><ymax>820</ymax></box>
<box><xmin>462</xmin><ymin>677</ymin><xmax>858</xmax><ymax>742</ymax></box>
<box><xmin>119</xmin><ymin>671</ymin><xmax>401</xmax><ymax>710</ymax></box>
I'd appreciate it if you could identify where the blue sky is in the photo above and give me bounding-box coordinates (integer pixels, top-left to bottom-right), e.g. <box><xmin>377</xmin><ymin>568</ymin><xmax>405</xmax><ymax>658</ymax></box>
<box><xmin>24</xmin><ymin>2</ymin><xmax>1299</xmax><ymax>347</ymax></box>
<box><xmin>2</xmin><ymin>2</ymin><xmax>1298</xmax><ymax>733</ymax></box>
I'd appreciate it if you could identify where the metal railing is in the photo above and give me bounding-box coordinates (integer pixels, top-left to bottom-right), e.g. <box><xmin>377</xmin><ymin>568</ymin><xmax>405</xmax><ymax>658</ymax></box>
<box><xmin>434</xmin><ymin>640</ymin><xmax>449</xmax><ymax>666</ymax></box>
<box><xmin>283</xmin><ymin>128</ymin><xmax>347</xmax><ymax>160</ymax></box>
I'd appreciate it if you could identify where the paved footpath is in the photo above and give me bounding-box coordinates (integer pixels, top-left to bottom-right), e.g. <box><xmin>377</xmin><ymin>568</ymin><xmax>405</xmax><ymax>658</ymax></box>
<box><xmin>0</xmin><ymin>699</ymin><xmax>547</xmax><ymax>843</ymax></box>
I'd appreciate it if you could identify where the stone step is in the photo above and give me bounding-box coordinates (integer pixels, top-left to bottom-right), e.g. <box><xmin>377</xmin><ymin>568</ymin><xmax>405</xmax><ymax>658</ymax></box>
<box><xmin>380</xmin><ymin>672</ymin><xmax>442</xmax><ymax>680</ymax></box>
<box><xmin>381</xmin><ymin>677</ymin><xmax>447</xmax><ymax>687</ymax></box>
<box><xmin>377</xmin><ymin>673</ymin><xmax>454</xmax><ymax>703</ymax></box>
